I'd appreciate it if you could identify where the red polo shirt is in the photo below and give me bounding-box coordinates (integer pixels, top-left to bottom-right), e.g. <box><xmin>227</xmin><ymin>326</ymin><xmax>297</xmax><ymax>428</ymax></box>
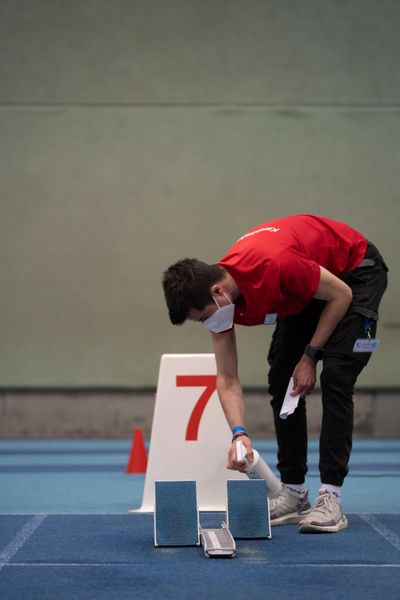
<box><xmin>218</xmin><ymin>215</ymin><xmax>367</xmax><ymax>325</ymax></box>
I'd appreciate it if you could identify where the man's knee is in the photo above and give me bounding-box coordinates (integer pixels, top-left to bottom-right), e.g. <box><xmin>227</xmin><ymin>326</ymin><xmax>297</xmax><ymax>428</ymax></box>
<box><xmin>321</xmin><ymin>353</ymin><xmax>370</xmax><ymax>395</ymax></box>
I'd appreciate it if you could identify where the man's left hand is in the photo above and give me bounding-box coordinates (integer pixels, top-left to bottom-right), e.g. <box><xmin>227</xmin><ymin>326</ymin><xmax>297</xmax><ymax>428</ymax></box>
<box><xmin>291</xmin><ymin>355</ymin><xmax>317</xmax><ymax>397</ymax></box>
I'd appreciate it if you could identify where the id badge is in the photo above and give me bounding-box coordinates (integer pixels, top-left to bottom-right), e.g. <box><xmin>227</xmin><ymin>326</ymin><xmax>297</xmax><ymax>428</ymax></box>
<box><xmin>264</xmin><ymin>312</ymin><xmax>278</xmax><ymax>325</ymax></box>
<box><xmin>353</xmin><ymin>339</ymin><xmax>380</xmax><ymax>353</ymax></box>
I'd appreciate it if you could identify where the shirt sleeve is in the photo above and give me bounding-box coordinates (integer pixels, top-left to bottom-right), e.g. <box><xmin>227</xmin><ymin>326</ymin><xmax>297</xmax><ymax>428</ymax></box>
<box><xmin>271</xmin><ymin>251</ymin><xmax>321</xmax><ymax>304</ymax></box>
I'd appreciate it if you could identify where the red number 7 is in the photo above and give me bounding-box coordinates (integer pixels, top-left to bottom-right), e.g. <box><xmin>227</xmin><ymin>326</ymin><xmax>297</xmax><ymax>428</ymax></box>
<box><xmin>176</xmin><ymin>375</ymin><xmax>217</xmax><ymax>441</ymax></box>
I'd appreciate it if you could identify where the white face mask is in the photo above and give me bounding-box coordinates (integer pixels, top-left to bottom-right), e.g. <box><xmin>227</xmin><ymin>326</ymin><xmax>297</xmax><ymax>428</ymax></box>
<box><xmin>202</xmin><ymin>293</ymin><xmax>235</xmax><ymax>333</ymax></box>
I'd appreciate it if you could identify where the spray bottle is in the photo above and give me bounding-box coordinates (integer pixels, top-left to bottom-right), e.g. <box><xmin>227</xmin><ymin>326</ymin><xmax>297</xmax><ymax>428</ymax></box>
<box><xmin>236</xmin><ymin>439</ymin><xmax>281</xmax><ymax>498</ymax></box>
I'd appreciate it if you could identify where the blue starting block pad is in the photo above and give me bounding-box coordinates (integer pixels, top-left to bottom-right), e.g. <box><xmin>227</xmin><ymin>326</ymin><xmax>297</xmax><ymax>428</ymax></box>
<box><xmin>227</xmin><ymin>479</ymin><xmax>271</xmax><ymax>539</ymax></box>
<box><xmin>154</xmin><ymin>480</ymin><xmax>200</xmax><ymax>546</ymax></box>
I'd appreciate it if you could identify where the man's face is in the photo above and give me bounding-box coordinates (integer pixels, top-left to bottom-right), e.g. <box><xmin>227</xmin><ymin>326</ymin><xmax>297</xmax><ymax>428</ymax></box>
<box><xmin>187</xmin><ymin>303</ymin><xmax>218</xmax><ymax>324</ymax></box>
<box><xmin>187</xmin><ymin>291</ymin><xmax>232</xmax><ymax>324</ymax></box>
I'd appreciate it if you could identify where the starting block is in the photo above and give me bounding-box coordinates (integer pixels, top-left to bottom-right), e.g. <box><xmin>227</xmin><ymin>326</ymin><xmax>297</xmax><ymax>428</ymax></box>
<box><xmin>227</xmin><ymin>479</ymin><xmax>271</xmax><ymax>539</ymax></box>
<box><xmin>154</xmin><ymin>478</ymin><xmax>270</xmax><ymax>555</ymax></box>
<box><xmin>154</xmin><ymin>480</ymin><xmax>200</xmax><ymax>546</ymax></box>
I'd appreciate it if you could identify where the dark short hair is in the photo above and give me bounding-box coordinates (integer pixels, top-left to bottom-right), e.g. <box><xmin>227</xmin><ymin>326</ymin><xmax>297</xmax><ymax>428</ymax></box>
<box><xmin>162</xmin><ymin>258</ymin><xmax>224</xmax><ymax>324</ymax></box>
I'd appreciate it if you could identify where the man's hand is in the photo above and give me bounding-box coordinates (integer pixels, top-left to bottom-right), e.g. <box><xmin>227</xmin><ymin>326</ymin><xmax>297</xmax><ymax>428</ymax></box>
<box><xmin>291</xmin><ymin>354</ymin><xmax>317</xmax><ymax>397</ymax></box>
<box><xmin>228</xmin><ymin>435</ymin><xmax>254</xmax><ymax>472</ymax></box>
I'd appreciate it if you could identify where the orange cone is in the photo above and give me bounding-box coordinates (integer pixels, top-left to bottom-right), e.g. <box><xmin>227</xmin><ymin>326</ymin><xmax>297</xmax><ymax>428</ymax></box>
<box><xmin>125</xmin><ymin>427</ymin><xmax>148</xmax><ymax>474</ymax></box>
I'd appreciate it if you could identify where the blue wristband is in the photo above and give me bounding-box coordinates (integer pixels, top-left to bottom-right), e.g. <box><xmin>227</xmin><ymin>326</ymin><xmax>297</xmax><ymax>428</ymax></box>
<box><xmin>232</xmin><ymin>426</ymin><xmax>246</xmax><ymax>435</ymax></box>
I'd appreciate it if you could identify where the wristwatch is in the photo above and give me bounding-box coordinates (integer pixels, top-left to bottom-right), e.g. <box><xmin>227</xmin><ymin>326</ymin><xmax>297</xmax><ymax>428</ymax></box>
<box><xmin>304</xmin><ymin>345</ymin><xmax>324</xmax><ymax>361</ymax></box>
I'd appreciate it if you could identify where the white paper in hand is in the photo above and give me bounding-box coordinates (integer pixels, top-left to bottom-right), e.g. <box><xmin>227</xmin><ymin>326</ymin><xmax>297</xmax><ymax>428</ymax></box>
<box><xmin>279</xmin><ymin>377</ymin><xmax>301</xmax><ymax>420</ymax></box>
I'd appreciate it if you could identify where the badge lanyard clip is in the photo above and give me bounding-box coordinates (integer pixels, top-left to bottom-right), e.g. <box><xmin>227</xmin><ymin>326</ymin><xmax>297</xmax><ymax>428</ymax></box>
<box><xmin>364</xmin><ymin>318</ymin><xmax>372</xmax><ymax>341</ymax></box>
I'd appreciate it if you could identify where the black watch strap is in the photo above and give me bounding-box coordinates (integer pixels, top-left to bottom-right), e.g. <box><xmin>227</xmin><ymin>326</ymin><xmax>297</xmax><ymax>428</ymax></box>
<box><xmin>304</xmin><ymin>345</ymin><xmax>324</xmax><ymax>361</ymax></box>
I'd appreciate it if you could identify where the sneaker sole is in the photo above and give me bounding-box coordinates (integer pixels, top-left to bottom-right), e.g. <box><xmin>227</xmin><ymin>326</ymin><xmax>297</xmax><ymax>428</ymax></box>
<box><xmin>299</xmin><ymin>515</ymin><xmax>348</xmax><ymax>533</ymax></box>
<box><xmin>271</xmin><ymin>507</ymin><xmax>312</xmax><ymax>526</ymax></box>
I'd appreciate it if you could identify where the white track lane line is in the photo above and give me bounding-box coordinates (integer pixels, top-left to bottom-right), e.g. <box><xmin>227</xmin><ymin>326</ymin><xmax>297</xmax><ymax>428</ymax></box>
<box><xmin>0</xmin><ymin>514</ymin><xmax>47</xmax><ymax>572</ymax></box>
<box><xmin>2</xmin><ymin>563</ymin><xmax>400</xmax><ymax>568</ymax></box>
<box><xmin>359</xmin><ymin>513</ymin><xmax>400</xmax><ymax>552</ymax></box>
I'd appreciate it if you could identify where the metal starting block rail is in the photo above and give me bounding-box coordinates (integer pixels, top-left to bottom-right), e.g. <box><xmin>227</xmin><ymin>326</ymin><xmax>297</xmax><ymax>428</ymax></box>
<box><xmin>200</xmin><ymin>522</ymin><xmax>236</xmax><ymax>558</ymax></box>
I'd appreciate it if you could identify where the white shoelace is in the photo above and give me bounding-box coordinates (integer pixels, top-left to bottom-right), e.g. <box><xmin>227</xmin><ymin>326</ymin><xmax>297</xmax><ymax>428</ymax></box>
<box><xmin>312</xmin><ymin>492</ymin><xmax>339</xmax><ymax>516</ymax></box>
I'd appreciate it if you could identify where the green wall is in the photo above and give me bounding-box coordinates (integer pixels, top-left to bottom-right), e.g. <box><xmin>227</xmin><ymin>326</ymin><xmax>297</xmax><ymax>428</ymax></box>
<box><xmin>0</xmin><ymin>1</ymin><xmax>398</xmax><ymax>387</ymax></box>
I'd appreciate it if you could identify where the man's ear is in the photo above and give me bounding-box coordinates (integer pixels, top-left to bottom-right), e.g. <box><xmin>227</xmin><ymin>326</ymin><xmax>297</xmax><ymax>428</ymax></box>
<box><xmin>210</xmin><ymin>282</ymin><xmax>224</xmax><ymax>297</ymax></box>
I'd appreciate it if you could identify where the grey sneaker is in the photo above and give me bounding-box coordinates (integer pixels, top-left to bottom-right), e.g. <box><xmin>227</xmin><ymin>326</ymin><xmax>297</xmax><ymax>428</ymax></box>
<box><xmin>269</xmin><ymin>484</ymin><xmax>311</xmax><ymax>526</ymax></box>
<box><xmin>299</xmin><ymin>490</ymin><xmax>348</xmax><ymax>533</ymax></box>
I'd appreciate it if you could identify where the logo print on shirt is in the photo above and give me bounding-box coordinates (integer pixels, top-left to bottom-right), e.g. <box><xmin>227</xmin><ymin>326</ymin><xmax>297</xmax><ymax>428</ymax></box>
<box><xmin>238</xmin><ymin>226</ymin><xmax>280</xmax><ymax>241</ymax></box>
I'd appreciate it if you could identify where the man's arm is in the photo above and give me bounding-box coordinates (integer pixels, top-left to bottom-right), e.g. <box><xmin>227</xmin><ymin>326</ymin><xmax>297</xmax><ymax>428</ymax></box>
<box><xmin>291</xmin><ymin>266</ymin><xmax>353</xmax><ymax>396</ymax></box>
<box><xmin>211</xmin><ymin>328</ymin><xmax>254</xmax><ymax>469</ymax></box>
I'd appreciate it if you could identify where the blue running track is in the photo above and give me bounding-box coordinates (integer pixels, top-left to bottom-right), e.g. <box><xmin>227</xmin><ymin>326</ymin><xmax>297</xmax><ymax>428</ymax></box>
<box><xmin>1</xmin><ymin>439</ymin><xmax>399</xmax><ymax>599</ymax></box>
